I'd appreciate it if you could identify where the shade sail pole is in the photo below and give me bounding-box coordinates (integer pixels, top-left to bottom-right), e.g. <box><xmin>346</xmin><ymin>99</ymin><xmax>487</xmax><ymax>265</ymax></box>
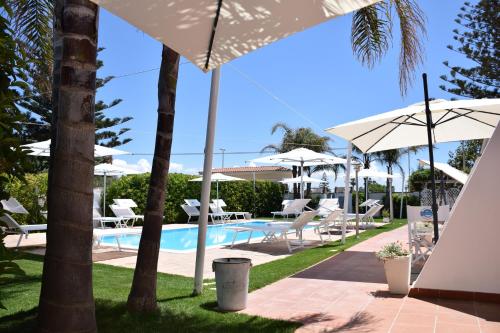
<box><xmin>193</xmin><ymin>67</ymin><xmax>221</xmax><ymax>295</ymax></box>
<box><xmin>422</xmin><ymin>73</ymin><xmax>439</xmax><ymax>243</ymax></box>
<box><xmin>341</xmin><ymin>142</ymin><xmax>352</xmax><ymax>244</ymax></box>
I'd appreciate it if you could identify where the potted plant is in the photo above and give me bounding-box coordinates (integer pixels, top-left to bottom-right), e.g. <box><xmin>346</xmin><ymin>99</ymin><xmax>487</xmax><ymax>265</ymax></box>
<box><xmin>382</xmin><ymin>209</ymin><xmax>390</xmax><ymax>223</ymax></box>
<box><xmin>376</xmin><ymin>241</ymin><xmax>411</xmax><ymax>294</ymax></box>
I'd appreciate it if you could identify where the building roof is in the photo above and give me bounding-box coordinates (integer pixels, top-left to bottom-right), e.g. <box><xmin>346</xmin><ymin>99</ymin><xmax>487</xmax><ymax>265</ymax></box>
<box><xmin>212</xmin><ymin>166</ymin><xmax>290</xmax><ymax>173</ymax></box>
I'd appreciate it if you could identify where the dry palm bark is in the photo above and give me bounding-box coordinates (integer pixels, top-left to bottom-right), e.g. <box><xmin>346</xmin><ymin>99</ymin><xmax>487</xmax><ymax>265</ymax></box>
<box><xmin>38</xmin><ymin>0</ymin><xmax>99</xmax><ymax>332</ymax></box>
<box><xmin>127</xmin><ymin>46</ymin><xmax>180</xmax><ymax>312</ymax></box>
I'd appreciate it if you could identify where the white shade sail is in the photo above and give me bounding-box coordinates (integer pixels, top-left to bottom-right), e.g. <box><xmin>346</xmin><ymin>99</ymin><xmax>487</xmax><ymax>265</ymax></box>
<box><xmin>251</xmin><ymin>148</ymin><xmax>347</xmax><ymax>167</ymax></box>
<box><xmin>190</xmin><ymin>173</ymin><xmax>244</xmax><ymax>182</ymax></box>
<box><xmin>280</xmin><ymin>175</ymin><xmax>327</xmax><ymax>184</ymax></box>
<box><xmin>419</xmin><ymin>159</ymin><xmax>468</xmax><ymax>185</ymax></box>
<box><xmin>326</xmin><ymin>99</ymin><xmax>500</xmax><ymax>153</ymax></box>
<box><xmin>90</xmin><ymin>0</ymin><xmax>382</xmax><ymax>72</ymax></box>
<box><xmin>23</xmin><ymin>140</ymin><xmax>129</xmax><ymax>157</ymax></box>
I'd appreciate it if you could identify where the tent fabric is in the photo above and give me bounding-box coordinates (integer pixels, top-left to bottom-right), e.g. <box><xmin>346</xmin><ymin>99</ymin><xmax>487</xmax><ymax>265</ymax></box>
<box><xmin>89</xmin><ymin>0</ymin><xmax>382</xmax><ymax>72</ymax></box>
<box><xmin>325</xmin><ymin>99</ymin><xmax>500</xmax><ymax>153</ymax></box>
<box><xmin>418</xmin><ymin>159</ymin><xmax>468</xmax><ymax>184</ymax></box>
<box><xmin>413</xmin><ymin>124</ymin><xmax>500</xmax><ymax>294</ymax></box>
<box><xmin>190</xmin><ymin>173</ymin><xmax>244</xmax><ymax>182</ymax></box>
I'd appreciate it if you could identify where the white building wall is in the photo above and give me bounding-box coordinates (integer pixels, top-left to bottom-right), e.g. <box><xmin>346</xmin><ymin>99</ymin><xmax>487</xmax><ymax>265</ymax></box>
<box><xmin>413</xmin><ymin>124</ymin><xmax>500</xmax><ymax>294</ymax></box>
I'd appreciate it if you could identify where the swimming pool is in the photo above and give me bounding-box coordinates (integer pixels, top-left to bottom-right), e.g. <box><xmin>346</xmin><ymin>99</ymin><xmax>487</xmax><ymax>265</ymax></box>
<box><xmin>100</xmin><ymin>221</ymin><xmax>300</xmax><ymax>252</ymax></box>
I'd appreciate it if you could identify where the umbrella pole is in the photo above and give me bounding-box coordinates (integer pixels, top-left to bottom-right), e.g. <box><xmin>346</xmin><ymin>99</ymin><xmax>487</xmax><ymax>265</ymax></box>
<box><xmin>342</xmin><ymin>142</ymin><xmax>352</xmax><ymax>244</ymax></box>
<box><xmin>355</xmin><ymin>166</ymin><xmax>359</xmax><ymax>238</ymax></box>
<box><xmin>103</xmin><ymin>173</ymin><xmax>107</xmax><ymax>217</ymax></box>
<box><xmin>300</xmin><ymin>162</ymin><xmax>304</xmax><ymax>200</ymax></box>
<box><xmin>422</xmin><ymin>73</ymin><xmax>440</xmax><ymax>243</ymax></box>
<box><xmin>194</xmin><ymin>67</ymin><xmax>220</xmax><ymax>295</ymax></box>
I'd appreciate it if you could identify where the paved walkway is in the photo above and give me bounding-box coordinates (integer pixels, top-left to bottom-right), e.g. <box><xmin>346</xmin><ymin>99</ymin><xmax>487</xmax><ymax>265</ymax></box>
<box><xmin>242</xmin><ymin>226</ymin><xmax>500</xmax><ymax>333</ymax></box>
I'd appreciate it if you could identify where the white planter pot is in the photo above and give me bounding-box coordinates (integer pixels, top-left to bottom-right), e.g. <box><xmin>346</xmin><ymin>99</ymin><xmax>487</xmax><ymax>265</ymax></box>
<box><xmin>383</xmin><ymin>217</ymin><xmax>390</xmax><ymax>223</ymax></box>
<box><xmin>383</xmin><ymin>255</ymin><xmax>411</xmax><ymax>295</ymax></box>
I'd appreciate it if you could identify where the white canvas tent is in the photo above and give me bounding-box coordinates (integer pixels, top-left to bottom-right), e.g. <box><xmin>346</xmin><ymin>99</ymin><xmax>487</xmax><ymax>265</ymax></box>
<box><xmin>412</xmin><ymin>124</ymin><xmax>500</xmax><ymax>297</ymax></box>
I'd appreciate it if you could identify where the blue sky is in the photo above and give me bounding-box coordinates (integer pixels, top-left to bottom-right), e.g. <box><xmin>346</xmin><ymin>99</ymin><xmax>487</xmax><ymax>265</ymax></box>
<box><xmin>96</xmin><ymin>0</ymin><xmax>472</xmax><ymax>189</ymax></box>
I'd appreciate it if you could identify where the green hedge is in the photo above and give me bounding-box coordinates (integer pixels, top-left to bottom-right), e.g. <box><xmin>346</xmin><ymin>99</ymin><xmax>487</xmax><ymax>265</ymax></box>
<box><xmin>3</xmin><ymin>173</ymin><xmax>48</xmax><ymax>225</ymax></box>
<box><xmin>106</xmin><ymin>173</ymin><xmax>286</xmax><ymax>223</ymax></box>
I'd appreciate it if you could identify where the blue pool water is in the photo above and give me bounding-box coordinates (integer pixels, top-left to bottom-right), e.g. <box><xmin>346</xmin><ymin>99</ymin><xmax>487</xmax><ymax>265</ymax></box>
<box><xmin>100</xmin><ymin>221</ymin><xmax>298</xmax><ymax>252</ymax></box>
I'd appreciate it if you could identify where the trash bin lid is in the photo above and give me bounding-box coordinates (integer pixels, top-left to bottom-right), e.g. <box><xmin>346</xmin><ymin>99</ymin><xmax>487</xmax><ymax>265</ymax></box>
<box><xmin>213</xmin><ymin>258</ymin><xmax>252</xmax><ymax>265</ymax></box>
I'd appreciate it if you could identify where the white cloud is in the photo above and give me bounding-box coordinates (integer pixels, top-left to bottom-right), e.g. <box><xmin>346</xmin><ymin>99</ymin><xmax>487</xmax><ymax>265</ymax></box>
<box><xmin>169</xmin><ymin>162</ymin><xmax>184</xmax><ymax>173</ymax></box>
<box><xmin>113</xmin><ymin>158</ymin><xmax>151</xmax><ymax>173</ymax></box>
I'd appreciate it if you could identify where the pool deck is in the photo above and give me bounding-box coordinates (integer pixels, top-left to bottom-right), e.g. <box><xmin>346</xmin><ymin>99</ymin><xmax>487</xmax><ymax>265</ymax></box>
<box><xmin>241</xmin><ymin>226</ymin><xmax>500</xmax><ymax>333</ymax></box>
<box><xmin>4</xmin><ymin>220</ymin><xmax>375</xmax><ymax>278</ymax></box>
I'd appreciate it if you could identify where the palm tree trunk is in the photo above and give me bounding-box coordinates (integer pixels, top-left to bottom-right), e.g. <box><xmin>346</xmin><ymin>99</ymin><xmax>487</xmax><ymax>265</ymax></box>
<box><xmin>38</xmin><ymin>1</ymin><xmax>98</xmax><ymax>332</ymax></box>
<box><xmin>127</xmin><ymin>46</ymin><xmax>179</xmax><ymax>312</ymax></box>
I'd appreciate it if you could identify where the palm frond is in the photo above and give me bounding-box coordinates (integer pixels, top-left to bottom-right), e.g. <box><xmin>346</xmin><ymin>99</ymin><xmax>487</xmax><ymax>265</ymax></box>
<box><xmin>270</xmin><ymin>122</ymin><xmax>291</xmax><ymax>135</ymax></box>
<box><xmin>351</xmin><ymin>2</ymin><xmax>391</xmax><ymax>69</ymax></box>
<box><xmin>392</xmin><ymin>0</ymin><xmax>427</xmax><ymax>94</ymax></box>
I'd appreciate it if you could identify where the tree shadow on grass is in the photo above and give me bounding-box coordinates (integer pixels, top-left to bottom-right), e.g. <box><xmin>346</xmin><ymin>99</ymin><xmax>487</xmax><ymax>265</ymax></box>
<box><xmin>0</xmin><ymin>299</ymin><xmax>300</xmax><ymax>333</ymax></box>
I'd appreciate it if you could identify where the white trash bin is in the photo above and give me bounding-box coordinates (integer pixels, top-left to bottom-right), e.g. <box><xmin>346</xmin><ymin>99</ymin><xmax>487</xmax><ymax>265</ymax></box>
<box><xmin>212</xmin><ymin>258</ymin><xmax>252</xmax><ymax>311</ymax></box>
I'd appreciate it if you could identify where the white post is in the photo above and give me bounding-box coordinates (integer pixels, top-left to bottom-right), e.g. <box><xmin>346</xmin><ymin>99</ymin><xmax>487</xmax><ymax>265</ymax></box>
<box><xmin>341</xmin><ymin>142</ymin><xmax>352</xmax><ymax>244</ymax></box>
<box><xmin>300</xmin><ymin>161</ymin><xmax>304</xmax><ymax>199</ymax></box>
<box><xmin>193</xmin><ymin>67</ymin><xmax>221</xmax><ymax>295</ymax></box>
<box><xmin>103</xmin><ymin>173</ymin><xmax>107</xmax><ymax>217</ymax></box>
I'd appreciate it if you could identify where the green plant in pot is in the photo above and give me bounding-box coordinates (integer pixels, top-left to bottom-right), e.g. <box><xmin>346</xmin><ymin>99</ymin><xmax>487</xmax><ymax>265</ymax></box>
<box><xmin>382</xmin><ymin>209</ymin><xmax>390</xmax><ymax>223</ymax></box>
<box><xmin>376</xmin><ymin>241</ymin><xmax>411</xmax><ymax>295</ymax></box>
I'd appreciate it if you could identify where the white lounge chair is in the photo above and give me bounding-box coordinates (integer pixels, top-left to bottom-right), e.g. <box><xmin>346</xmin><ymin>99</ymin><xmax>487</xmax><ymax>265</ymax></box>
<box><xmin>309</xmin><ymin>209</ymin><xmax>343</xmax><ymax>242</ymax></box>
<box><xmin>359</xmin><ymin>199</ymin><xmax>380</xmax><ymax>208</ymax></box>
<box><xmin>0</xmin><ymin>213</ymin><xmax>47</xmax><ymax>248</ymax></box>
<box><xmin>317</xmin><ymin>198</ymin><xmax>339</xmax><ymax>218</ymax></box>
<box><xmin>209</xmin><ymin>202</ymin><xmax>249</xmax><ymax>220</ymax></box>
<box><xmin>93</xmin><ymin>208</ymin><xmax>126</xmax><ymax>228</ymax></box>
<box><xmin>184</xmin><ymin>199</ymin><xmax>201</xmax><ymax>207</ymax></box>
<box><xmin>180</xmin><ymin>204</ymin><xmax>229</xmax><ymax>224</ymax></box>
<box><xmin>344</xmin><ymin>204</ymin><xmax>384</xmax><ymax>228</ymax></box>
<box><xmin>1</xmin><ymin>198</ymin><xmax>29</xmax><ymax>214</ymax></box>
<box><xmin>112</xmin><ymin>198</ymin><xmax>138</xmax><ymax>208</ymax></box>
<box><xmin>271</xmin><ymin>199</ymin><xmax>311</xmax><ymax>219</ymax></box>
<box><xmin>231</xmin><ymin>210</ymin><xmax>318</xmax><ymax>253</ymax></box>
<box><xmin>93</xmin><ymin>228</ymin><xmax>142</xmax><ymax>251</ymax></box>
<box><xmin>109</xmin><ymin>205</ymin><xmax>144</xmax><ymax>227</ymax></box>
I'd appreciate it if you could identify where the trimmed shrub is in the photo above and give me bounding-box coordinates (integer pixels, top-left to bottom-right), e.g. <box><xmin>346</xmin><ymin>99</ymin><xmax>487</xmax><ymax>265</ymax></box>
<box><xmin>3</xmin><ymin>173</ymin><xmax>48</xmax><ymax>225</ymax></box>
<box><xmin>106</xmin><ymin>173</ymin><xmax>286</xmax><ymax>223</ymax></box>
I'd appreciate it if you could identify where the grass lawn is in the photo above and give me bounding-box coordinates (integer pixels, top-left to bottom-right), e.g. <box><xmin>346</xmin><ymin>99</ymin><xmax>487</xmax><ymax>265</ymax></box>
<box><xmin>0</xmin><ymin>219</ymin><xmax>406</xmax><ymax>332</ymax></box>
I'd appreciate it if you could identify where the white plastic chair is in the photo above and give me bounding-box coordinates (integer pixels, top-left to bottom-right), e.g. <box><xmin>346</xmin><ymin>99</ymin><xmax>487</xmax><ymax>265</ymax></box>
<box><xmin>271</xmin><ymin>199</ymin><xmax>311</xmax><ymax>219</ymax></box>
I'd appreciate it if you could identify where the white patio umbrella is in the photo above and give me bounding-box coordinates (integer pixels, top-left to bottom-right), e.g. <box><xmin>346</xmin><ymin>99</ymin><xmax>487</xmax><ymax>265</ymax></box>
<box><xmin>189</xmin><ymin>173</ymin><xmax>244</xmax><ymax>207</ymax></box>
<box><xmin>94</xmin><ymin>163</ymin><xmax>143</xmax><ymax>216</ymax></box>
<box><xmin>251</xmin><ymin>148</ymin><xmax>347</xmax><ymax>199</ymax></box>
<box><xmin>88</xmin><ymin>0</ymin><xmax>384</xmax><ymax>294</ymax></box>
<box><xmin>354</xmin><ymin>168</ymin><xmax>400</xmax><ymax>179</ymax></box>
<box><xmin>326</xmin><ymin>84</ymin><xmax>500</xmax><ymax>242</ymax></box>
<box><xmin>280</xmin><ymin>175</ymin><xmax>327</xmax><ymax>184</ymax></box>
<box><xmin>23</xmin><ymin>139</ymin><xmax>129</xmax><ymax>157</ymax></box>
<box><xmin>418</xmin><ymin>159</ymin><xmax>468</xmax><ymax>185</ymax></box>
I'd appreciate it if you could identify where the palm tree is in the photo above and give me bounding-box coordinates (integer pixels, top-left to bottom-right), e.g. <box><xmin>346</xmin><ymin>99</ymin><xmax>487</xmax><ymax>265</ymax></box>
<box><xmin>351</xmin><ymin>145</ymin><xmax>377</xmax><ymax>210</ymax></box>
<box><xmin>373</xmin><ymin>149</ymin><xmax>405</xmax><ymax>220</ymax></box>
<box><xmin>127</xmin><ymin>46</ymin><xmax>180</xmax><ymax>312</ymax></box>
<box><xmin>37</xmin><ymin>1</ymin><xmax>99</xmax><ymax>332</ymax></box>
<box><xmin>262</xmin><ymin>123</ymin><xmax>331</xmax><ymax>198</ymax></box>
<box><xmin>351</xmin><ymin>0</ymin><xmax>426</xmax><ymax>94</ymax></box>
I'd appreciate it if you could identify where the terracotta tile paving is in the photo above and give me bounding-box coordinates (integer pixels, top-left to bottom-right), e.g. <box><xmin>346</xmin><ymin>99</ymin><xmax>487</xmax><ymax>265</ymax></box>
<box><xmin>241</xmin><ymin>226</ymin><xmax>500</xmax><ymax>332</ymax></box>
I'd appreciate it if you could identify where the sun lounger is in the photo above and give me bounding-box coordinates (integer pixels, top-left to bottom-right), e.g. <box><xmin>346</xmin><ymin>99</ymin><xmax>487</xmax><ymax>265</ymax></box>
<box><xmin>343</xmin><ymin>204</ymin><xmax>384</xmax><ymax>228</ymax></box>
<box><xmin>271</xmin><ymin>199</ymin><xmax>311</xmax><ymax>219</ymax></box>
<box><xmin>317</xmin><ymin>198</ymin><xmax>339</xmax><ymax>218</ymax></box>
<box><xmin>230</xmin><ymin>210</ymin><xmax>318</xmax><ymax>253</ymax></box>
<box><xmin>1</xmin><ymin>198</ymin><xmax>29</xmax><ymax>214</ymax></box>
<box><xmin>0</xmin><ymin>213</ymin><xmax>47</xmax><ymax>248</ymax></box>
<box><xmin>209</xmin><ymin>203</ymin><xmax>249</xmax><ymax>220</ymax></box>
<box><xmin>309</xmin><ymin>209</ymin><xmax>343</xmax><ymax>242</ymax></box>
<box><xmin>93</xmin><ymin>228</ymin><xmax>142</xmax><ymax>251</ymax></box>
<box><xmin>180</xmin><ymin>204</ymin><xmax>230</xmax><ymax>224</ymax></box>
<box><xmin>184</xmin><ymin>199</ymin><xmax>201</xmax><ymax>207</ymax></box>
<box><xmin>109</xmin><ymin>205</ymin><xmax>144</xmax><ymax>227</ymax></box>
<box><xmin>112</xmin><ymin>199</ymin><xmax>138</xmax><ymax>208</ymax></box>
<box><xmin>93</xmin><ymin>208</ymin><xmax>126</xmax><ymax>228</ymax></box>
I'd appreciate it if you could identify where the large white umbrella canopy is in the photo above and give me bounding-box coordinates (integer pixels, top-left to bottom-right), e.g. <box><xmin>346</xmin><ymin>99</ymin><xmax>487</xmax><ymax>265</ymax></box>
<box><xmin>325</xmin><ymin>99</ymin><xmax>500</xmax><ymax>153</ymax></box>
<box><xmin>281</xmin><ymin>175</ymin><xmax>327</xmax><ymax>184</ymax></box>
<box><xmin>251</xmin><ymin>148</ymin><xmax>347</xmax><ymax>199</ymax></box>
<box><xmin>190</xmin><ymin>173</ymin><xmax>244</xmax><ymax>205</ymax></box>
<box><xmin>354</xmin><ymin>168</ymin><xmax>401</xmax><ymax>179</ymax></box>
<box><xmin>23</xmin><ymin>139</ymin><xmax>129</xmax><ymax>157</ymax></box>
<box><xmin>94</xmin><ymin>163</ymin><xmax>143</xmax><ymax>216</ymax></box>
<box><xmin>89</xmin><ymin>0</ymin><xmax>381</xmax><ymax>72</ymax></box>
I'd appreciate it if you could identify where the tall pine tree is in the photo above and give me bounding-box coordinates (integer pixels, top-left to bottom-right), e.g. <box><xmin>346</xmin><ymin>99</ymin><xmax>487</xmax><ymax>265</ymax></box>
<box><xmin>439</xmin><ymin>0</ymin><xmax>499</xmax><ymax>98</ymax></box>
